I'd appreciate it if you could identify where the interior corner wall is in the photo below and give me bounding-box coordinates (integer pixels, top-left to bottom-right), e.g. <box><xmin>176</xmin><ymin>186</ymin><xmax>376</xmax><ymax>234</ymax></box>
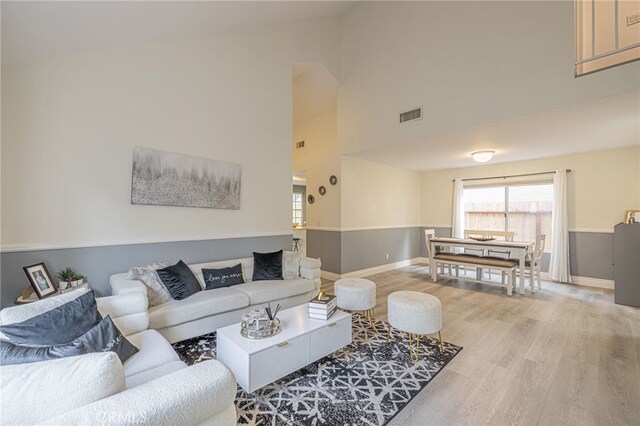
<box><xmin>293</xmin><ymin>114</ymin><xmax>423</xmax><ymax>275</ymax></box>
<box><xmin>420</xmin><ymin>146</ymin><xmax>640</xmax><ymax>281</ymax></box>
<box><xmin>292</xmin><ymin>108</ymin><xmax>341</xmax><ymax>274</ymax></box>
<box><xmin>293</xmin><ymin>109</ymin><xmax>341</xmax><ymax>230</ymax></box>
<box><xmin>339</xmin><ymin>156</ymin><xmax>422</xmax><ymax>274</ymax></box>
<box><xmin>341</xmin><ymin>156</ymin><xmax>421</xmax><ymax>229</ymax></box>
<box><xmin>0</xmin><ymin>15</ymin><xmax>341</xmax><ymax>306</ymax></box>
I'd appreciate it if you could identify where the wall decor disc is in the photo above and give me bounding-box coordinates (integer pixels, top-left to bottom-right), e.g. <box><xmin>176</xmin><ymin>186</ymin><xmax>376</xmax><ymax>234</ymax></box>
<box><xmin>307</xmin><ymin>194</ymin><xmax>315</xmax><ymax>204</ymax></box>
<box><xmin>318</xmin><ymin>186</ymin><xmax>327</xmax><ymax>196</ymax></box>
<box><xmin>329</xmin><ymin>175</ymin><xmax>338</xmax><ymax>185</ymax></box>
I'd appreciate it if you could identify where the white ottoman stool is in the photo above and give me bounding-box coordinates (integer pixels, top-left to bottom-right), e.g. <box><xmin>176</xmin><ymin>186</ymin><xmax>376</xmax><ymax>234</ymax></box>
<box><xmin>387</xmin><ymin>291</ymin><xmax>443</xmax><ymax>361</ymax></box>
<box><xmin>334</xmin><ymin>278</ymin><xmax>376</xmax><ymax>328</ymax></box>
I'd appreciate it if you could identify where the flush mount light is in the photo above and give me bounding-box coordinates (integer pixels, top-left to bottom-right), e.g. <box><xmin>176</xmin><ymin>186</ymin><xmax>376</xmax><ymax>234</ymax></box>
<box><xmin>471</xmin><ymin>150</ymin><xmax>495</xmax><ymax>163</ymax></box>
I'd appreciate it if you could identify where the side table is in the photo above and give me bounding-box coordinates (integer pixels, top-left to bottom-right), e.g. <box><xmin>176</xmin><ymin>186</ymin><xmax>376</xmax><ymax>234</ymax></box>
<box><xmin>14</xmin><ymin>283</ymin><xmax>90</xmax><ymax>305</ymax></box>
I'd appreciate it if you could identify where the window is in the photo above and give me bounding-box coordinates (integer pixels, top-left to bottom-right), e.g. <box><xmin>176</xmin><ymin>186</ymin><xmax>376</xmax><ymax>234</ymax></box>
<box><xmin>463</xmin><ymin>183</ymin><xmax>553</xmax><ymax>251</ymax></box>
<box><xmin>292</xmin><ymin>193</ymin><xmax>303</xmax><ymax>227</ymax></box>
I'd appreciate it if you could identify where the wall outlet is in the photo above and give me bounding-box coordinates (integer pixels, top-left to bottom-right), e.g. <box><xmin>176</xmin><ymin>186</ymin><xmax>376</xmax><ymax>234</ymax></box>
<box><xmin>386</xmin><ymin>253</ymin><xmax>390</xmax><ymax>260</ymax></box>
<box><xmin>627</xmin><ymin>12</ymin><xmax>640</xmax><ymax>26</ymax></box>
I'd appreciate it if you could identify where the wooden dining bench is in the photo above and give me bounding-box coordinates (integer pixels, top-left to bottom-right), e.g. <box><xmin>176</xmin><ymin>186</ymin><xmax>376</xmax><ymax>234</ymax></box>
<box><xmin>432</xmin><ymin>253</ymin><xmax>518</xmax><ymax>296</ymax></box>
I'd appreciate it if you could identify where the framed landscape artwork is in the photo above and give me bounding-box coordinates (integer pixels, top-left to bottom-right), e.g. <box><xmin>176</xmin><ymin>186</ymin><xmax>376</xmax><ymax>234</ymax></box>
<box><xmin>131</xmin><ymin>147</ymin><xmax>241</xmax><ymax>209</ymax></box>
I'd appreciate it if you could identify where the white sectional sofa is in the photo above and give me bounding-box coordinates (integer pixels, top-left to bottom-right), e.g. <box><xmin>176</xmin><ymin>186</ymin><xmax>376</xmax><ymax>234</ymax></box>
<box><xmin>0</xmin><ymin>288</ymin><xmax>237</xmax><ymax>425</ymax></box>
<box><xmin>110</xmin><ymin>255</ymin><xmax>322</xmax><ymax>343</ymax></box>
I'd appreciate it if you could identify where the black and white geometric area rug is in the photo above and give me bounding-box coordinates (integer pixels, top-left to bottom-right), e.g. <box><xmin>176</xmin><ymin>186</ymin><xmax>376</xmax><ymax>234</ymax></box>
<box><xmin>173</xmin><ymin>313</ymin><xmax>462</xmax><ymax>426</ymax></box>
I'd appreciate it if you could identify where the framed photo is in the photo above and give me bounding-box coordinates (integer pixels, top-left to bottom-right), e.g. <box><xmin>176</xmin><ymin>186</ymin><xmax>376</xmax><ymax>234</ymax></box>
<box><xmin>623</xmin><ymin>210</ymin><xmax>639</xmax><ymax>224</ymax></box>
<box><xmin>23</xmin><ymin>263</ymin><xmax>57</xmax><ymax>299</ymax></box>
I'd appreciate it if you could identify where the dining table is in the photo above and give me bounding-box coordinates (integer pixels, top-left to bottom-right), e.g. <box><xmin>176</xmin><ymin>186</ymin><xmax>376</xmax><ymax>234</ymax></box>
<box><xmin>428</xmin><ymin>237</ymin><xmax>535</xmax><ymax>295</ymax></box>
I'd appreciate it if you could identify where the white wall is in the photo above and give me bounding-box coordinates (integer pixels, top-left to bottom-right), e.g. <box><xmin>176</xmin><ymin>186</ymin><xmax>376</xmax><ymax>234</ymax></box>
<box><xmin>293</xmin><ymin>113</ymin><xmax>423</xmax><ymax>231</ymax></box>
<box><xmin>338</xmin><ymin>1</ymin><xmax>640</xmax><ymax>155</ymax></box>
<box><xmin>1</xmin><ymin>16</ymin><xmax>340</xmax><ymax>250</ymax></box>
<box><xmin>293</xmin><ymin>109</ymin><xmax>341</xmax><ymax>229</ymax></box>
<box><xmin>421</xmin><ymin>146</ymin><xmax>640</xmax><ymax>231</ymax></box>
<box><xmin>341</xmin><ymin>156</ymin><xmax>421</xmax><ymax>229</ymax></box>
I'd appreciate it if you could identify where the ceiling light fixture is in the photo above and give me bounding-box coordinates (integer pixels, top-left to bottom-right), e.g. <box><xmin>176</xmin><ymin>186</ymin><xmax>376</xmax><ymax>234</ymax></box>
<box><xmin>471</xmin><ymin>150</ymin><xmax>495</xmax><ymax>163</ymax></box>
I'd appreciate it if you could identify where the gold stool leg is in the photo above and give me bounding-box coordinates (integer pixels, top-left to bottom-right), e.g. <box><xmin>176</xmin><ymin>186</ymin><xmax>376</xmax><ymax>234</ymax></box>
<box><xmin>409</xmin><ymin>333</ymin><xmax>420</xmax><ymax>363</ymax></box>
<box><xmin>438</xmin><ymin>330</ymin><xmax>444</xmax><ymax>353</ymax></box>
<box><xmin>358</xmin><ymin>310</ymin><xmax>369</xmax><ymax>341</ymax></box>
<box><xmin>387</xmin><ymin>324</ymin><xmax>392</xmax><ymax>345</ymax></box>
<box><xmin>368</xmin><ymin>308</ymin><xmax>375</xmax><ymax>330</ymax></box>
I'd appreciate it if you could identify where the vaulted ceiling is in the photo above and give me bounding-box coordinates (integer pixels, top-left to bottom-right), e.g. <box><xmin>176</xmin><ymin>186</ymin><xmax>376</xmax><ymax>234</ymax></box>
<box><xmin>1</xmin><ymin>1</ymin><xmax>354</xmax><ymax>65</ymax></box>
<box><xmin>3</xmin><ymin>1</ymin><xmax>638</xmax><ymax>172</ymax></box>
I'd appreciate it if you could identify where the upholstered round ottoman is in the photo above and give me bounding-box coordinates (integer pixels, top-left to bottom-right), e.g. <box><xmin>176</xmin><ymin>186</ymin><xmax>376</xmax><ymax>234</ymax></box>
<box><xmin>387</xmin><ymin>291</ymin><xmax>443</xmax><ymax>360</ymax></box>
<box><xmin>334</xmin><ymin>278</ymin><xmax>376</xmax><ymax>328</ymax></box>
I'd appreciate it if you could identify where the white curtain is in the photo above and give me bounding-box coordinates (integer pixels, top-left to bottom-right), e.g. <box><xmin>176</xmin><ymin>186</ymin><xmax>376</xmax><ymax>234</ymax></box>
<box><xmin>452</xmin><ymin>178</ymin><xmax>465</xmax><ymax>238</ymax></box>
<box><xmin>549</xmin><ymin>169</ymin><xmax>571</xmax><ymax>282</ymax></box>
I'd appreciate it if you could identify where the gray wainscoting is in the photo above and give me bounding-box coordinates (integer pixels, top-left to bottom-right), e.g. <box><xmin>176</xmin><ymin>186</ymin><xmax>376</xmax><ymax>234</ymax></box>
<box><xmin>420</xmin><ymin>226</ymin><xmax>613</xmax><ymax>280</ymax></box>
<box><xmin>306</xmin><ymin>227</ymin><xmax>422</xmax><ymax>275</ymax></box>
<box><xmin>306</xmin><ymin>229</ymin><xmax>341</xmax><ymax>274</ymax></box>
<box><xmin>341</xmin><ymin>227</ymin><xmax>421</xmax><ymax>274</ymax></box>
<box><xmin>0</xmin><ymin>235</ymin><xmax>292</xmax><ymax>309</ymax></box>
<box><xmin>569</xmin><ymin>231</ymin><xmax>613</xmax><ymax>280</ymax></box>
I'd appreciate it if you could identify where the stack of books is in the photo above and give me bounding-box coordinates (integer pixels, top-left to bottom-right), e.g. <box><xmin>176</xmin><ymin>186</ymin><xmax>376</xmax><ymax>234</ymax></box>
<box><xmin>308</xmin><ymin>295</ymin><xmax>337</xmax><ymax>320</ymax></box>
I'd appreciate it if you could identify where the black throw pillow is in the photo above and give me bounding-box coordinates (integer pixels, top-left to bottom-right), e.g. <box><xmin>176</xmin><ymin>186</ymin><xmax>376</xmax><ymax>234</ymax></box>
<box><xmin>202</xmin><ymin>264</ymin><xmax>245</xmax><ymax>290</ymax></box>
<box><xmin>0</xmin><ymin>315</ymin><xmax>139</xmax><ymax>366</ymax></box>
<box><xmin>156</xmin><ymin>260</ymin><xmax>201</xmax><ymax>300</ymax></box>
<box><xmin>252</xmin><ymin>250</ymin><xmax>284</xmax><ymax>281</ymax></box>
<box><xmin>0</xmin><ymin>291</ymin><xmax>102</xmax><ymax>346</ymax></box>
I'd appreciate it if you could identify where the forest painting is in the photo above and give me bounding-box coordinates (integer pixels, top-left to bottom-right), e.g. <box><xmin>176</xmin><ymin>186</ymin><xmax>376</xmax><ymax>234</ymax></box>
<box><xmin>131</xmin><ymin>147</ymin><xmax>241</xmax><ymax>209</ymax></box>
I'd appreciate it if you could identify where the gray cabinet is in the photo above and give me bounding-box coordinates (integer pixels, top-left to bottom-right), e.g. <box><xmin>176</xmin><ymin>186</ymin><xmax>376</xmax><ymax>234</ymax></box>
<box><xmin>614</xmin><ymin>223</ymin><xmax>640</xmax><ymax>307</ymax></box>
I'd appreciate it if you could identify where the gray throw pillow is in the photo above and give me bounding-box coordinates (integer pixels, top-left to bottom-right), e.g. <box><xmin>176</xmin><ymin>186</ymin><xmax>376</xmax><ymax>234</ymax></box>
<box><xmin>127</xmin><ymin>262</ymin><xmax>171</xmax><ymax>307</ymax></box>
<box><xmin>0</xmin><ymin>291</ymin><xmax>102</xmax><ymax>346</ymax></box>
<box><xmin>0</xmin><ymin>315</ymin><xmax>138</xmax><ymax>366</ymax></box>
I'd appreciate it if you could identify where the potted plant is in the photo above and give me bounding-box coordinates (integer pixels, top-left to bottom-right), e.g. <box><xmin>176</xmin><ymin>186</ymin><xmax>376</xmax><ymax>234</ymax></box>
<box><xmin>57</xmin><ymin>267</ymin><xmax>84</xmax><ymax>290</ymax></box>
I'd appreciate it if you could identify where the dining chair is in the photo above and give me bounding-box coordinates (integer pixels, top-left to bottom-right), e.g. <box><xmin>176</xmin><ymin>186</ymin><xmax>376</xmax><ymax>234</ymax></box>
<box><xmin>424</xmin><ymin>229</ymin><xmax>453</xmax><ymax>277</ymax></box>
<box><xmin>463</xmin><ymin>230</ymin><xmax>487</xmax><ymax>256</ymax></box>
<box><xmin>463</xmin><ymin>229</ymin><xmax>514</xmax><ymax>280</ymax></box>
<box><xmin>524</xmin><ymin>234</ymin><xmax>546</xmax><ymax>291</ymax></box>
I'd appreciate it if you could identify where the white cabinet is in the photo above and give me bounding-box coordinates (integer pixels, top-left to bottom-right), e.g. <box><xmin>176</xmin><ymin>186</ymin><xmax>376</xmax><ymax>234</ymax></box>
<box><xmin>249</xmin><ymin>334</ymin><xmax>309</xmax><ymax>391</ymax></box>
<box><xmin>309</xmin><ymin>316</ymin><xmax>352</xmax><ymax>362</ymax></box>
<box><xmin>217</xmin><ymin>305</ymin><xmax>352</xmax><ymax>393</ymax></box>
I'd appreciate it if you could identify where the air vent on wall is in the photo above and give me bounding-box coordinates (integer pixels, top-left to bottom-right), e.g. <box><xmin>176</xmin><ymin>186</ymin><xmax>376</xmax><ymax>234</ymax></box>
<box><xmin>296</xmin><ymin>140</ymin><xmax>305</xmax><ymax>149</ymax></box>
<box><xmin>399</xmin><ymin>107</ymin><xmax>422</xmax><ymax>123</ymax></box>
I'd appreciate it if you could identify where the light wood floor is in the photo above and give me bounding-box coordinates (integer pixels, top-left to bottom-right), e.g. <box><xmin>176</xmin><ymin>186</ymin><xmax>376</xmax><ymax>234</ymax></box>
<box><xmin>320</xmin><ymin>264</ymin><xmax>640</xmax><ymax>426</ymax></box>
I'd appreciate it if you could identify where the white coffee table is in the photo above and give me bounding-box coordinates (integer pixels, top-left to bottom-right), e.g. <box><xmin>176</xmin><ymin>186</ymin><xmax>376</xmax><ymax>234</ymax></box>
<box><xmin>217</xmin><ymin>304</ymin><xmax>352</xmax><ymax>393</ymax></box>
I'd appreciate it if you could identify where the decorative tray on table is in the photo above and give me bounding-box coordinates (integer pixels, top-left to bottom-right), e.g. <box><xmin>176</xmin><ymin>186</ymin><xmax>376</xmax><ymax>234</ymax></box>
<box><xmin>240</xmin><ymin>318</ymin><xmax>281</xmax><ymax>339</ymax></box>
<box><xmin>469</xmin><ymin>237</ymin><xmax>496</xmax><ymax>242</ymax></box>
<box><xmin>239</xmin><ymin>304</ymin><xmax>282</xmax><ymax>339</ymax></box>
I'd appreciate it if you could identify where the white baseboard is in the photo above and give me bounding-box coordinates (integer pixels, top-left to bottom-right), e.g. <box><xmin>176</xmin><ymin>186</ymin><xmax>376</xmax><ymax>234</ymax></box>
<box><xmin>540</xmin><ymin>272</ymin><xmax>614</xmax><ymax>289</ymax></box>
<box><xmin>321</xmin><ymin>257</ymin><xmax>429</xmax><ymax>281</ymax></box>
<box><xmin>320</xmin><ymin>270</ymin><xmax>342</xmax><ymax>281</ymax></box>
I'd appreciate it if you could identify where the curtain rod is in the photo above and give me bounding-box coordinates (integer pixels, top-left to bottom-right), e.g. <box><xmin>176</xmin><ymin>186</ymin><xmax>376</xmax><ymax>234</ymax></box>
<box><xmin>452</xmin><ymin>169</ymin><xmax>572</xmax><ymax>183</ymax></box>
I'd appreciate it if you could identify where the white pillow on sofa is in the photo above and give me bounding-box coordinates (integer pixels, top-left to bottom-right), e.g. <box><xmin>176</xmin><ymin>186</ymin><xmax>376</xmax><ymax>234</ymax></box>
<box><xmin>0</xmin><ymin>352</ymin><xmax>125</xmax><ymax>424</ymax></box>
<box><xmin>283</xmin><ymin>251</ymin><xmax>302</xmax><ymax>280</ymax></box>
<box><xmin>126</xmin><ymin>262</ymin><xmax>171</xmax><ymax>307</ymax></box>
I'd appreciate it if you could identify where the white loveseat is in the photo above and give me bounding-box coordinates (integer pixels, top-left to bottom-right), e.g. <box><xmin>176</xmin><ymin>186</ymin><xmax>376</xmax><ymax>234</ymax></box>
<box><xmin>0</xmin><ymin>288</ymin><xmax>237</xmax><ymax>425</ymax></box>
<box><xmin>110</xmin><ymin>255</ymin><xmax>322</xmax><ymax>343</ymax></box>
